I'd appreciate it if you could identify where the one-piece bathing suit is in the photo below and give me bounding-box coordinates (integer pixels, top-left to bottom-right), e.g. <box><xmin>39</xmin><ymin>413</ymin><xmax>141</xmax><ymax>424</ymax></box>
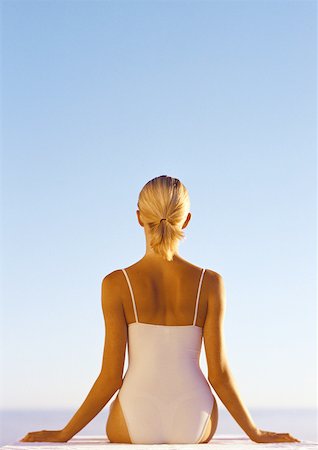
<box><xmin>109</xmin><ymin>267</ymin><xmax>215</xmax><ymax>444</ymax></box>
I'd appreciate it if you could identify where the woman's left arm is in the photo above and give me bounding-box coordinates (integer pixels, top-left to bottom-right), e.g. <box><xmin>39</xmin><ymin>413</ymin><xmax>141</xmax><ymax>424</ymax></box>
<box><xmin>20</xmin><ymin>271</ymin><xmax>128</xmax><ymax>442</ymax></box>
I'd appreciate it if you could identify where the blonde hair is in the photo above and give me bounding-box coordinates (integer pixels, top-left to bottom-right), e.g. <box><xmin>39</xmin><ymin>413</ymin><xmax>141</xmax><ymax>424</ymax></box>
<box><xmin>137</xmin><ymin>175</ymin><xmax>190</xmax><ymax>261</ymax></box>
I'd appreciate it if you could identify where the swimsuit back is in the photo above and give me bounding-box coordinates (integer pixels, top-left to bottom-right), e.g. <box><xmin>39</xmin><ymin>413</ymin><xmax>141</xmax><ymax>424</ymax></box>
<box><xmin>113</xmin><ymin>267</ymin><xmax>215</xmax><ymax>444</ymax></box>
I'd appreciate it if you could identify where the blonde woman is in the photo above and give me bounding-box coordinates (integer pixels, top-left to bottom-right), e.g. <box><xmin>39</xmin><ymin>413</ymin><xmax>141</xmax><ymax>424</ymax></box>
<box><xmin>20</xmin><ymin>175</ymin><xmax>300</xmax><ymax>444</ymax></box>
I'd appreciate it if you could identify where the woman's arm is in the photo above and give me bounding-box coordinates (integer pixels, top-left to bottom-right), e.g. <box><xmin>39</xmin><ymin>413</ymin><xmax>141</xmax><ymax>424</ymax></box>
<box><xmin>203</xmin><ymin>270</ymin><xmax>258</xmax><ymax>439</ymax></box>
<box><xmin>60</xmin><ymin>374</ymin><xmax>122</xmax><ymax>441</ymax></box>
<box><xmin>20</xmin><ymin>271</ymin><xmax>128</xmax><ymax>443</ymax></box>
<box><xmin>61</xmin><ymin>271</ymin><xmax>127</xmax><ymax>440</ymax></box>
<box><xmin>203</xmin><ymin>271</ymin><xmax>299</xmax><ymax>443</ymax></box>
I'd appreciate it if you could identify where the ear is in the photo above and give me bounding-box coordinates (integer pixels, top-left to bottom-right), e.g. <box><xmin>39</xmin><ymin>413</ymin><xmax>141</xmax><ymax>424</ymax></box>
<box><xmin>182</xmin><ymin>212</ymin><xmax>191</xmax><ymax>229</ymax></box>
<box><xmin>136</xmin><ymin>210</ymin><xmax>144</xmax><ymax>227</ymax></box>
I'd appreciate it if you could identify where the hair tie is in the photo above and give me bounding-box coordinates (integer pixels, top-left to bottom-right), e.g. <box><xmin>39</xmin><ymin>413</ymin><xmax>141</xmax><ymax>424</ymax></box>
<box><xmin>160</xmin><ymin>218</ymin><xmax>167</xmax><ymax>223</ymax></box>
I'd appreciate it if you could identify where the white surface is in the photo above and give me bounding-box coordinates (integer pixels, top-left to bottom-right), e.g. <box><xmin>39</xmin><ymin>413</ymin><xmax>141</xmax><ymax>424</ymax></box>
<box><xmin>2</xmin><ymin>435</ymin><xmax>317</xmax><ymax>450</ymax></box>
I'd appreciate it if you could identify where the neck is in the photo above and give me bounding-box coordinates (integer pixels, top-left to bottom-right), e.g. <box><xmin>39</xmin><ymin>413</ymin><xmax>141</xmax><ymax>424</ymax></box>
<box><xmin>143</xmin><ymin>231</ymin><xmax>181</xmax><ymax>261</ymax></box>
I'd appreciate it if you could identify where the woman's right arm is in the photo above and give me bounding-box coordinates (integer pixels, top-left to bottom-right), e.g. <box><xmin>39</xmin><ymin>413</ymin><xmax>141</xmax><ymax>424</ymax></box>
<box><xmin>203</xmin><ymin>270</ymin><xmax>300</xmax><ymax>444</ymax></box>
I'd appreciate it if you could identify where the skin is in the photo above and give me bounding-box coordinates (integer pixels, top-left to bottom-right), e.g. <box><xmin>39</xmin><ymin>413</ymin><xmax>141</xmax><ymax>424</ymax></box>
<box><xmin>20</xmin><ymin>210</ymin><xmax>300</xmax><ymax>444</ymax></box>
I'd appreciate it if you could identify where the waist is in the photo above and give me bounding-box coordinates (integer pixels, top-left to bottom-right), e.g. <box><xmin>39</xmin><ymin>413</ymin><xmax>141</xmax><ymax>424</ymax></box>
<box><xmin>123</xmin><ymin>360</ymin><xmax>210</xmax><ymax>393</ymax></box>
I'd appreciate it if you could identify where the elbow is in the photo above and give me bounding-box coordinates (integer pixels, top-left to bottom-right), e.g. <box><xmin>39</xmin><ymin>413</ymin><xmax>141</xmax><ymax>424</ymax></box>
<box><xmin>98</xmin><ymin>373</ymin><xmax>123</xmax><ymax>392</ymax></box>
<box><xmin>208</xmin><ymin>369</ymin><xmax>231</xmax><ymax>387</ymax></box>
<box><xmin>112</xmin><ymin>377</ymin><xmax>124</xmax><ymax>391</ymax></box>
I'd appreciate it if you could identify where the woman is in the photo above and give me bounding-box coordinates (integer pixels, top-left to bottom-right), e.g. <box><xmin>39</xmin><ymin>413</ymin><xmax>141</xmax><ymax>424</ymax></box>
<box><xmin>20</xmin><ymin>175</ymin><xmax>300</xmax><ymax>444</ymax></box>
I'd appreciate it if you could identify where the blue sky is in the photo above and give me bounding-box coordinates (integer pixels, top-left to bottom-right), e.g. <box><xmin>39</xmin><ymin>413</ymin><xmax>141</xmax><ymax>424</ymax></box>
<box><xmin>1</xmin><ymin>0</ymin><xmax>316</xmax><ymax>411</ymax></box>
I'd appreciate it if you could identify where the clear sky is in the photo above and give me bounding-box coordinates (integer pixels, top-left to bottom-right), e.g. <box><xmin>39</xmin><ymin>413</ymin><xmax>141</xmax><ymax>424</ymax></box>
<box><xmin>1</xmin><ymin>0</ymin><xmax>316</xmax><ymax>410</ymax></box>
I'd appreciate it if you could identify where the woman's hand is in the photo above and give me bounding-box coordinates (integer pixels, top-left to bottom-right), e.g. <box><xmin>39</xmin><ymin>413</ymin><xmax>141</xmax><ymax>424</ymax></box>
<box><xmin>19</xmin><ymin>429</ymin><xmax>69</xmax><ymax>443</ymax></box>
<box><xmin>250</xmin><ymin>428</ymin><xmax>301</xmax><ymax>443</ymax></box>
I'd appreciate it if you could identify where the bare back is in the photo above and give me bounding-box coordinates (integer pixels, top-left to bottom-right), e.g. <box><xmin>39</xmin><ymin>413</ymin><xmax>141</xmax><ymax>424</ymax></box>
<box><xmin>120</xmin><ymin>257</ymin><xmax>214</xmax><ymax>328</ymax></box>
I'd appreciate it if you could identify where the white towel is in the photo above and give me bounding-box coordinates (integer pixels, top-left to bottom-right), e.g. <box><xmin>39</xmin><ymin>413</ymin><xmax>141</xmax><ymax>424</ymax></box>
<box><xmin>2</xmin><ymin>434</ymin><xmax>317</xmax><ymax>450</ymax></box>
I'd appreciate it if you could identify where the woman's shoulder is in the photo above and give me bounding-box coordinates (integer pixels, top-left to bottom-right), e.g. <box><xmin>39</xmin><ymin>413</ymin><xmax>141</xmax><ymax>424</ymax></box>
<box><xmin>101</xmin><ymin>268</ymin><xmax>125</xmax><ymax>287</ymax></box>
<box><xmin>101</xmin><ymin>263</ymin><xmax>224</xmax><ymax>284</ymax></box>
<box><xmin>204</xmin><ymin>269</ymin><xmax>225</xmax><ymax>296</ymax></box>
<box><xmin>205</xmin><ymin>268</ymin><xmax>223</xmax><ymax>281</ymax></box>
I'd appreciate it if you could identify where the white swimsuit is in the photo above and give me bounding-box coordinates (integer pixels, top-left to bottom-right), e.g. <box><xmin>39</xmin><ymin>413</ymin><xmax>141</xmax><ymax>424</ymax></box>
<box><xmin>111</xmin><ymin>267</ymin><xmax>215</xmax><ymax>444</ymax></box>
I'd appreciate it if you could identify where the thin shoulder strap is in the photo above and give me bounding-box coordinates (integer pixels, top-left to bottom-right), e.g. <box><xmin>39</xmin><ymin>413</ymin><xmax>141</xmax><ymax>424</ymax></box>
<box><xmin>193</xmin><ymin>268</ymin><xmax>206</xmax><ymax>326</ymax></box>
<box><xmin>122</xmin><ymin>269</ymin><xmax>139</xmax><ymax>323</ymax></box>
